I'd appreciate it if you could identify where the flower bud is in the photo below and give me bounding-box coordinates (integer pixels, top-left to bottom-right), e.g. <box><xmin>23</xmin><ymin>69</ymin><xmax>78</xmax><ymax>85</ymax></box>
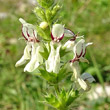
<box><xmin>52</xmin><ymin>5</ymin><xmax>61</xmax><ymax>15</ymax></box>
<box><xmin>37</xmin><ymin>0</ymin><xmax>54</xmax><ymax>8</ymax></box>
<box><xmin>40</xmin><ymin>21</ymin><xmax>48</xmax><ymax>29</ymax></box>
<box><xmin>34</xmin><ymin>7</ymin><xmax>46</xmax><ymax>20</ymax></box>
<box><xmin>46</xmin><ymin>9</ymin><xmax>52</xmax><ymax>20</ymax></box>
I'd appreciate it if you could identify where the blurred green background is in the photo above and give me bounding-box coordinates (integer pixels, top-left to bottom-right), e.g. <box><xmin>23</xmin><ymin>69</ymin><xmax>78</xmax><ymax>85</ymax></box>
<box><xmin>0</xmin><ymin>0</ymin><xmax>110</xmax><ymax>110</ymax></box>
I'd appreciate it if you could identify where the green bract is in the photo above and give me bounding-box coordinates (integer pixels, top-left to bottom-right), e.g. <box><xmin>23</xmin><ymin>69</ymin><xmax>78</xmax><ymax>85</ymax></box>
<box><xmin>43</xmin><ymin>89</ymin><xmax>79</xmax><ymax>110</ymax></box>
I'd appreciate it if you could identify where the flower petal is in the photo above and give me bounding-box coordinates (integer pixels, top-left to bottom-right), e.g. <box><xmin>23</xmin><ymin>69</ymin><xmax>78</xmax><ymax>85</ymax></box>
<box><xmin>45</xmin><ymin>42</ymin><xmax>55</xmax><ymax>73</ymax></box>
<box><xmin>19</xmin><ymin>18</ymin><xmax>27</xmax><ymax>24</ymax></box>
<box><xmin>86</xmin><ymin>42</ymin><xmax>93</xmax><ymax>47</ymax></box>
<box><xmin>63</xmin><ymin>40</ymin><xmax>75</xmax><ymax>51</ymax></box>
<box><xmin>15</xmin><ymin>43</ymin><xmax>31</xmax><ymax>67</ymax></box>
<box><xmin>74</xmin><ymin>39</ymin><xmax>85</xmax><ymax>57</ymax></box>
<box><xmin>53</xmin><ymin>43</ymin><xmax>61</xmax><ymax>73</ymax></box>
<box><xmin>64</xmin><ymin>28</ymin><xmax>75</xmax><ymax>37</ymax></box>
<box><xmin>70</xmin><ymin>61</ymin><xmax>80</xmax><ymax>79</ymax></box>
<box><xmin>81</xmin><ymin>73</ymin><xmax>95</xmax><ymax>83</ymax></box>
<box><xmin>15</xmin><ymin>56</ymin><xmax>27</xmax><ymax>67</ymax></box>
<box><xmin>52</xmin><ymin>24</ymin><xmax>64</xmax><ymax>39</ymax></box>
<box><xmin>78</xmin><ymin>78</ymin><xmax>88</xmax><ymax>90</ymax></box>
<box><xmin>76</xmin><ymin>35</ymin><xmax>84</xmax><ymax>39</ymax></box>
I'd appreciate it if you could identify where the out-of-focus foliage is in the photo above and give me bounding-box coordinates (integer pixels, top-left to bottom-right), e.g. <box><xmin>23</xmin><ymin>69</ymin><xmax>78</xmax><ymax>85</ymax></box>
<box><xmin>81</xmin><ymin>97</ymin><xmax>110</xmax><ymax>110</ymax></box>
<box><xmin>0</xmin><ymin>0</ymin><xmax>110</xmax><ymax>110</ymax></box>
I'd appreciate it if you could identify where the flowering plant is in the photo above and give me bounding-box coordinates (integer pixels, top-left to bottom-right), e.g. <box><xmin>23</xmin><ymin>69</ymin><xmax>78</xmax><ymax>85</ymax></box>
<box><xmin>16</xmin><ymin>0</ymin><xmax>95</xmax><ymax>109</ymax></box>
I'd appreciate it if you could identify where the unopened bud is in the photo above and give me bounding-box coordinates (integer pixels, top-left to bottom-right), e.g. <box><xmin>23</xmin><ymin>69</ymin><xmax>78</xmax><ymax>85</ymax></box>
<box><xmin>46</xmin><ymin>10</ymin><xmax>52</xmax><ymax>20</ymax></box>
<box><xmin>34</xmin><ymin>7</ymin><xmax>46</xmax><ymax>21</ymax></box>
<box><xmin>52</xmin><ymin>5</ymin><xmax>61</xmax><ymax>15</ymax></box>
<box><xmin>40</xmin><ymin>22</ymin><xmax>48</xmax><ymax>29</ymax></box>
<box><xmin>34</xmin><ymin>7</ymin><xmax>40</xmax><ymax>13</ymax></box>
<box><xmin>53</xmin><ymin>5</ymin><xmax>60</xmax><ymax>11</ymax></box>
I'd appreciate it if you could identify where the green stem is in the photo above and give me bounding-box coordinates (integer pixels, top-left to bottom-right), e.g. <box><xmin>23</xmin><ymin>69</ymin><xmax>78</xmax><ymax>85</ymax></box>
<box><xmin>54</xmin><ymin>84</ymin><xmax>60</xmax><ymax>94</ymax></box>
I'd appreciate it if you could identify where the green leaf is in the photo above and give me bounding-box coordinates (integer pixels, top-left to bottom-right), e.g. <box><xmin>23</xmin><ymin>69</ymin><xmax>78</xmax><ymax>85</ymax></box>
<box><xmin>39</xmin><ymin>68</ymin><xmax>50</xmax><ymax>81</ymax></box>
<box><xmin>60</xmin><ymin>48</ymin><xmax>71</xmax><ymax>58</ymax></box>
<box><xmin>44</xmin><ymin>94</ymin><xmax>60</xmax><ymax>108</ymax></box>
<box><xmin>38</xmin><ymin>67</ymin><xmax>57</xmax><ymax>84</ymax></box>
<box><xmin>57</xmin><ymin>63</ymin><xmax>72</xmax><ymax>82</ymax></box>
<box><xmin>40</xmin><ymin>43</ymin><xmax>50</xmax><ymax>60</ymax></box>
<box><xmin>36</xmin><ymin>26</ymin><xmax>51</xmax><ymax>40</ymax></box>
<box><xmin>66</xmin><ymin>90</ymin><xmax>79</xmax><ymax>107</ymax></box>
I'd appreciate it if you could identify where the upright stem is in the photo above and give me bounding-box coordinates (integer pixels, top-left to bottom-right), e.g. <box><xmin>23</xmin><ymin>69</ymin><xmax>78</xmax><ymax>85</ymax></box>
<box><xmin>54</xmin><ymin>83</ymin><xmax>60</xmax><ymax>94</ymax></box>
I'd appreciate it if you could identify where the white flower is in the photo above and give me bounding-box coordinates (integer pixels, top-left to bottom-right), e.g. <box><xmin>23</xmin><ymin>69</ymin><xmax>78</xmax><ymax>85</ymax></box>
<box><xmin>70</xmin><ymin>62</ymin><xmax>95</xmax><ymax>91</ymax></box>
<box><xmin>51</xmin><ymin>24</ymin><xmax>74</xmax><ymax>42</ymax></box>
<box><xmin>15</xmin><ymin>18</ymin><xmax>43</xmax><ymax>72</ymax></box>
<box><xmin>78</xmin><ymin>73</ymin><xmax>95</xmax><ymax>91</ymax></box>
<box><xmin>45</xmin><ymin>42</ymin><xmax>61</xmax><ymax>73</ymax></box>
<box><xmin>71</xmin><ymin>39</ymin><xmax>92</xmax><ymax>63</ymax></box>
<box><xmin>24</xmin><ymin>43</ymin><xmax>43</xmax><ymax>72</ymax></box>
<box><xmin>70</xmin><ymin>62</ymin><xmax>87</xmax><ymax>90</ymax></box>
<box><xmin>19</xmin><ymin>18</ymin><xmax>38</xmax><ymax>42</ymax></box>
<box><xmin>45</xmin><ymin>24</ymin><xmax>75</xmax><ymax>73</ymax></box>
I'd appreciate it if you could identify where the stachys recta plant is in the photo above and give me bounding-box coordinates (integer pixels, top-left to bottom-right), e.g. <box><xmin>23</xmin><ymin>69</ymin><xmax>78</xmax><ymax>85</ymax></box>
<box><xmin>15</xmin><ymin>0</ymin><xmax>95</xmax><ymax>109</ymax></box>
